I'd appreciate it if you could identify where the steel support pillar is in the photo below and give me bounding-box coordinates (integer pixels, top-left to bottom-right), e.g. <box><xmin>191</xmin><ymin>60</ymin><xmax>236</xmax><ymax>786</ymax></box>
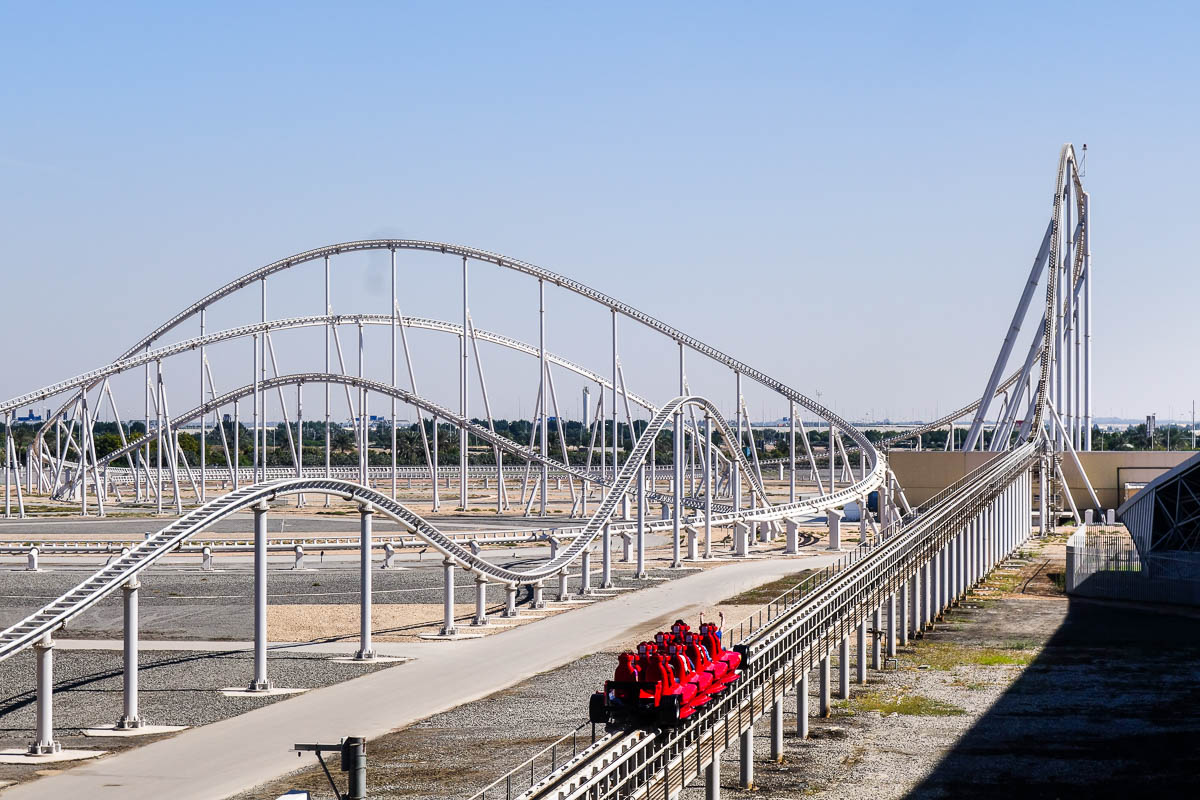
<box><xmin>580</xmin><ymin>549</ymin><xmax>592</xmax><ymax>595</ymax></box>
<box><xmin>441</xmin><ymin>559</ymin><xmax>457</xmax><ymax>636</ymax></box>
<box><xmin>797</xmin><ymin>670</ymin><xmax>809</xmax><ymax>738</ymax></box>
<box><xmin>856</xmin><ymin>622</ymin><xmax>867</xmax><ymax>684</ymax></box>
<box><xmin>601</xmin><ymin>522</ymin><xmax>613</xmax><ymax>588</ymax></box>
<box><xmin>739</xmin><ymin>725</ymin><xmax>754</xmax><ymax>789</ymax></box>
<box><xmin>473</xmin><ymin>576</ymin><xmax>488</xmax><ymax>626</ymax></box>
<box><xmin>636</xmin><ymin>465</ymin><xmax>647</xmax><ymax>578</ymax></box>
<box><xmin>356</xmin><ymin>506</ymin><xmax>375</xmax><ymax>659</ymax></box>
<box><xmin>839</xmin><ymin>637</ymin><xmax>850</xmax><ymax>698</ymax></box>
<box><xmin>504</xmin><ymin>583</ymin><xmax>518</xmax><ymax>617</ymax></box>
<box><xmin>819</xmin><ymin>654</ymin><xmax>831</xmax><ymax>717</ymax></box>
<box><xmin>770</xmin><ymin>697</ymin><xmax>783</xmax><ymax>762</ymax></box>
<box><xmin>30</xmin><ymin>636</ymin><xmax>59</xmax><ymax>754</ymax></box>
<box><xmin>249</xmin><ymin>502</ymin><xmax>271</xmax><ymax>691</ymax></box>
<box><xmin>117</xmin><ymin>580</ymin><xmax>142</xmax><ymax>728</ymax></box>
<box><xmin>887</xmin><ymin>593</ymin><xmax>897</xmax><ymax>658</ymax></box>
<box><xmin>872</xmin><ymin>606</ymin><xmax>882</xmax><ymax>669</ymax></box>
<box><xmin>706</xmin><ymin>750</ymin><xmax>722</xmax><ymax>800</ymax></box>
<box><xmin>899</xmin><ymin>581</ymin><xmax>910</xmax><ymax>645</ymax></box>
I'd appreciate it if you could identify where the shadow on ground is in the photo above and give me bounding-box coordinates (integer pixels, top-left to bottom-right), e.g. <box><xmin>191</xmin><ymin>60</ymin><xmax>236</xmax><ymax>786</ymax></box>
<box><xmin>909</xmin><ymin>598</ymin><xmax>1200</xmax><ymax>799</ymax></box>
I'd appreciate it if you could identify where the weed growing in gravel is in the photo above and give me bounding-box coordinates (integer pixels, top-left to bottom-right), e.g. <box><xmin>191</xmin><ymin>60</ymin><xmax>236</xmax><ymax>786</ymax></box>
<box><xmin>837</xmin><ymin>691</ymin><xmax>965</xmax><ymax>717</ymax></box>
<box><xmin>908</xmin><ymin>641</ymin><xmax>1034</xmax><ymax>669</ymax></box>
<box><xmin>721</xmin><ymin>570</ymin><xmax>818</xmax><ymax>605</ymax></box>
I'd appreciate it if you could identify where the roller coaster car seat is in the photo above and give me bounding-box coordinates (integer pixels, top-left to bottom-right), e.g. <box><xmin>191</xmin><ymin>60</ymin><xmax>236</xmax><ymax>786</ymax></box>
<box><xmin>614</xmin><ymin>652</ymin><xmax>639</xmax><ymax>683</ymax></box>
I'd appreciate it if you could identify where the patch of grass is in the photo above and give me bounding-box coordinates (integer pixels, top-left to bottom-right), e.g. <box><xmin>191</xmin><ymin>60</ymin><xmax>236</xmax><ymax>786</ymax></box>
<box><xmin>1047</xmin><ymin>571</ymin><xmax>1066</xmax><ymax>593</ymax></box>
<box><xmin>908</xmin><ymin>641</ymin><xmax>1035</xmax><ymax>670</ymax></box>
<box><xmin>838</xmin><ymin>691</ymin><xmax>965</xmax><ymax>717</ymax></box>
<box><xmin>720</xmin><ymin>570</ymin><xmax>817</xmax><ymax>605</ymax></box>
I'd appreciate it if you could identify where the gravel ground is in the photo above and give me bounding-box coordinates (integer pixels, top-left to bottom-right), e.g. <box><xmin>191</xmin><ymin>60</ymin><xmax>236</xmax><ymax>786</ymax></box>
<box><xmin>0</xmin><ymin>560</ymin><xmax>700</xmax><ymax>642</ymax></box>
<box><xmin>0</xmin><ymin>648</ymin><xmax>401</xmax><ymax>787</ymax></box>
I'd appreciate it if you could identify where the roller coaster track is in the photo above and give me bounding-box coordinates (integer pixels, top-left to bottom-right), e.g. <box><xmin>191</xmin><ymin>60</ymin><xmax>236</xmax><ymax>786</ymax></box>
<box><xmin>474</xmin><ymin>442</ymin><xmax>1038</xmax><ymax>799</ymax></box>
<box><xmin>0</xmin><ymin>391</ymin><xmax>826</xmax><ymax>664</ymax></box>
<box><xmin>23</xmin><ymin>239</ymin><xmax>883</xmax><ymax>512</ymax></box>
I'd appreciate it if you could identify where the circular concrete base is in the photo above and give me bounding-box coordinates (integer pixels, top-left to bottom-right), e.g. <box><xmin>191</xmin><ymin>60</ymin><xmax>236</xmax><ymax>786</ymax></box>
<box><xmin>81</xmin><ymin>724</ymin><xmax>188</xmax><ymax>738</ymax></box>
<box><xmin>0</xmin><ymin>748</ymin><xmax>105</xmax><ymax>764</ymax></box>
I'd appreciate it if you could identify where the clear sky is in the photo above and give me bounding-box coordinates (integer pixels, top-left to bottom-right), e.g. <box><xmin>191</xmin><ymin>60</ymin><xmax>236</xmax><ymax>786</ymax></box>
<box><xmin>2</xmin><ymin>2</ymin><xmax>1197</xmax><ymax>424</ymax></box>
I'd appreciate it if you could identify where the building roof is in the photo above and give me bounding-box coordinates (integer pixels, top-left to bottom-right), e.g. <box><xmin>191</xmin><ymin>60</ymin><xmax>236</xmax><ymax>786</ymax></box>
<box><xmin>1117</xmin><ymin>451</ymin><xmax>1200</xmax><ymax>554</ymax></box>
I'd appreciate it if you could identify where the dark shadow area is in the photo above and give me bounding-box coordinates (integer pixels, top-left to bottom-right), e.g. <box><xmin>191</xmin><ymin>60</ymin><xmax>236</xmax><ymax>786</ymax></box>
<box><xmin>908</xmin><ymin>598</ymin><xmax>1200</xmax><ymax>798</ymax></box>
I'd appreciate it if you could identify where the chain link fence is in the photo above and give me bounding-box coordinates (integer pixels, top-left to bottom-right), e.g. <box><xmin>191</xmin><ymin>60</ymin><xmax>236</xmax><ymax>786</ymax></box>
<box><xmin>1066</xmin><ymin>525</ymin><xmax>1200</xmax><ymax>607</ymax></box>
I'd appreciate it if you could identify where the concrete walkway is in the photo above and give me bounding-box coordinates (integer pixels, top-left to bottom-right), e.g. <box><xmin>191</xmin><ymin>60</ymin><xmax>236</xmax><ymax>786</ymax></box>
<box><xmin>1</xmin><ymin>554</ymin><xmax>831</xmax><ymax>800</ymax></box>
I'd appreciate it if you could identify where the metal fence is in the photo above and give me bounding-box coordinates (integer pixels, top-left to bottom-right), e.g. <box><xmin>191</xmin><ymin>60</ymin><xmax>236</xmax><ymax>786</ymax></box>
<box><xmin>1066</xmin><ymin>526</ymin><xmax>1200</xmax><ymax>607</ymax></box>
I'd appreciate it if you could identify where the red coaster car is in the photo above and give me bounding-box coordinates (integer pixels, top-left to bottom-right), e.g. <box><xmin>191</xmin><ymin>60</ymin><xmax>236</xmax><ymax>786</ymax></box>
<box><xmin>589</xmin><ymin>620</ymin><xmax>744</xmax><ymax>728</ymax></box>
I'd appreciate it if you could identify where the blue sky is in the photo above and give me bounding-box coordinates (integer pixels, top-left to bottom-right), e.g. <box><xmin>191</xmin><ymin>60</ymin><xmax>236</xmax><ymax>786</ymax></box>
<box><xmin>2</xmin><ymin>2</ymin><xmax>1198</xmax><ymax>424</ymax></box>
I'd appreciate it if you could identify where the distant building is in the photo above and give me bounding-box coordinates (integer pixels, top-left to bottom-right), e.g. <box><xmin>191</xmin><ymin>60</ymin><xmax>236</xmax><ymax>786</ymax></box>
<box><xmin>15</xmin><ymin>408</ymin><xmax>45</xmax><ymax>424</ymax></box>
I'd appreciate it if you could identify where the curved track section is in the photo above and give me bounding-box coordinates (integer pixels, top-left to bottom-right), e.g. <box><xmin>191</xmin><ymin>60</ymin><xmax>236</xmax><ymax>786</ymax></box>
<box><xmin>24</xmin><ymin>238</ymin><xmax>884</xmax><ymax>507</ymax></box>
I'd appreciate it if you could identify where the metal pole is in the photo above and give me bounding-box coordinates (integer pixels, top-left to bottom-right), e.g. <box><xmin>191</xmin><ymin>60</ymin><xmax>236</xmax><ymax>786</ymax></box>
<box><xmin>119</xmin><ymin>580</ymin><xmax>142</xmax><ymax>728</ymax></box>
<box><xmin>391</xmin><ymin>249</ymin><xmax>398</xmax><ymax>498</ymax></box>
<box><xmin>249</xmin><ymin>502</ymin><xmax>271</xmax><ymax>691</ymax></box>
<box><xmin>357</xmin><ymin>505</ymin><xmax>374</xmax><ymax>659</ymax></box>
<box><xmin>672</xmin><ymin>344</ymin><xmax>683</xmax><ymax>568</ymax></box>
<box><xmin>789</xmin><ymin>399</ymin><xmax>796</xmax><ymax>503</ymax></box>
<box><xmin>30</xmin><ymin>635</ymin><xmax>59</xmax><ymax>754</ymax></box>
<box><xmin>704</xmin><ymin>414</ymin><xmax>713</xmax><ymax>558</ymax></box>
<box><xmin>1083</xmin><ymin>192</ymin><xmax>1093</xmax><ymax>451</ymax></box>
<box><xmin>636</xmin><ymin>464</ymin><xmax>646</xmax><ymax>578</ymax></box>
<box><xmin>538</xmin><ymin>280</ymin><xmax>548</xmax><ymax>515</ymax></box>
<box><xmin>441</xmin><ymin>559</ymin><xmax>457</xmax><ymax>636</ymax></box>
<box><xmin>461</xmin><ymin>256</ymin><xmax>469</xmax><ymax>509</ymax></box>
<box><xmin>324</xmin><ymin>255</ymin><xmax>332</xmax><ymax>505</ymax></box>
<box><xmin>199</xmin><ymin>308</ymin><xmax>206</xmax><ymax>503</ymax></box>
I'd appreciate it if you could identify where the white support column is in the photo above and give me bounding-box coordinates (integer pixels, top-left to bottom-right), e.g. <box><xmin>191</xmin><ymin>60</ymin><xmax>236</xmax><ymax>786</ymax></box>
<box><xmin>872</xmin><ymin>606</ymin><xmax>882</xmax><ymax>669</ymax></box>
<box><xmin>856</xmin><ymin>621</ymin><xmax>867</xmax><ymax>684</ymax></box>
<box><xmin>922</xmin><ymin>560</ymin><xmax>932</xmax><ymax>629</ymax></box>
<box><xmin>538</xmin><ymin>280</ymin><xmax>548</xmax><ymax>516</ymax></box>
<box><xmin>636</xmin><ymin>464</ymin><xmax>647</xmax><ymax>578</ymax></box>
<box><xmin>797</xmin><ymin>669</ymin><xmax>810</xmax><ymax>737</ymax></box>
<box><xmin>248</xmin><ymin>502</ymin><xmax>271</xmax><ymax>691</ymax></box>
<box><xmin>819</xmin><ymin>653</ymin><xmax>831</xmax><ymax>717</ymax></box>
<box><xmin>601</xmin><ymin>522</ymin><xmax>612</xmax><ymax>588</ymax></box>
<box><xmin>899</xmin><ymin>581</ymin><xmax>910</xmax><ymax>646</ymax></box>
<box><xmin>839</xmin><ymin>636</ymin><xmax>850</xmax><ymax>698</ymax></box>
<box><xmin>117</xmin><ymin>580</ymin><xmax>142</xmax><ymax>728</ymax></box>
<box><xmin>887</xmin><ymin>593</ymin><xmax>897</xmax><ymax>657</ymax></box>
<box><xmin>704</xmin><ymin>414</ymin><xmax>713</xmax><ymax>557</ymax></box>
<box><xmin>770</xmin><ymin>697</ymin><xmax>783</xmax><ymax>762</ymax></box>
<box><xmin>504</xmin><ymin>583</ymin><xmax>517</xmax><ymax>617</ymax></box>
<box><xmin>580</xmin><ymin>548</ymin><xmax>592</xmax><ymax>595</ymax></box>
<box><xmin>30</xmin><ymin>635</ymin><xmax>59</xmax><ymax>754</ymax></box>
<box><xmin>739</xmin><ymin>725</ymin><xmax>754</xmax><ymax>789</ymax></box>
<box><xmin>441</xmin><ymin>559</ymin><xmax>458</xmax><ymax>636</ymax></box>
<box><xmin>473</xmin><ymin>576</ymin><xmax>488</xmax><ymax>626</ymax></box>
<box><xmin>706</xmin><ymin>747</ymin><xmax>722</xmax><ymax>800</ymax></box>
<box><xmin>356</xmin><ymin>506</ymin><xmax>375</xmax><ymax>659</ymax></box>
<box><xmin>826</xmin><ymin>508</ymin><xmax>843</xmax><ymax>551</ymax></box>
